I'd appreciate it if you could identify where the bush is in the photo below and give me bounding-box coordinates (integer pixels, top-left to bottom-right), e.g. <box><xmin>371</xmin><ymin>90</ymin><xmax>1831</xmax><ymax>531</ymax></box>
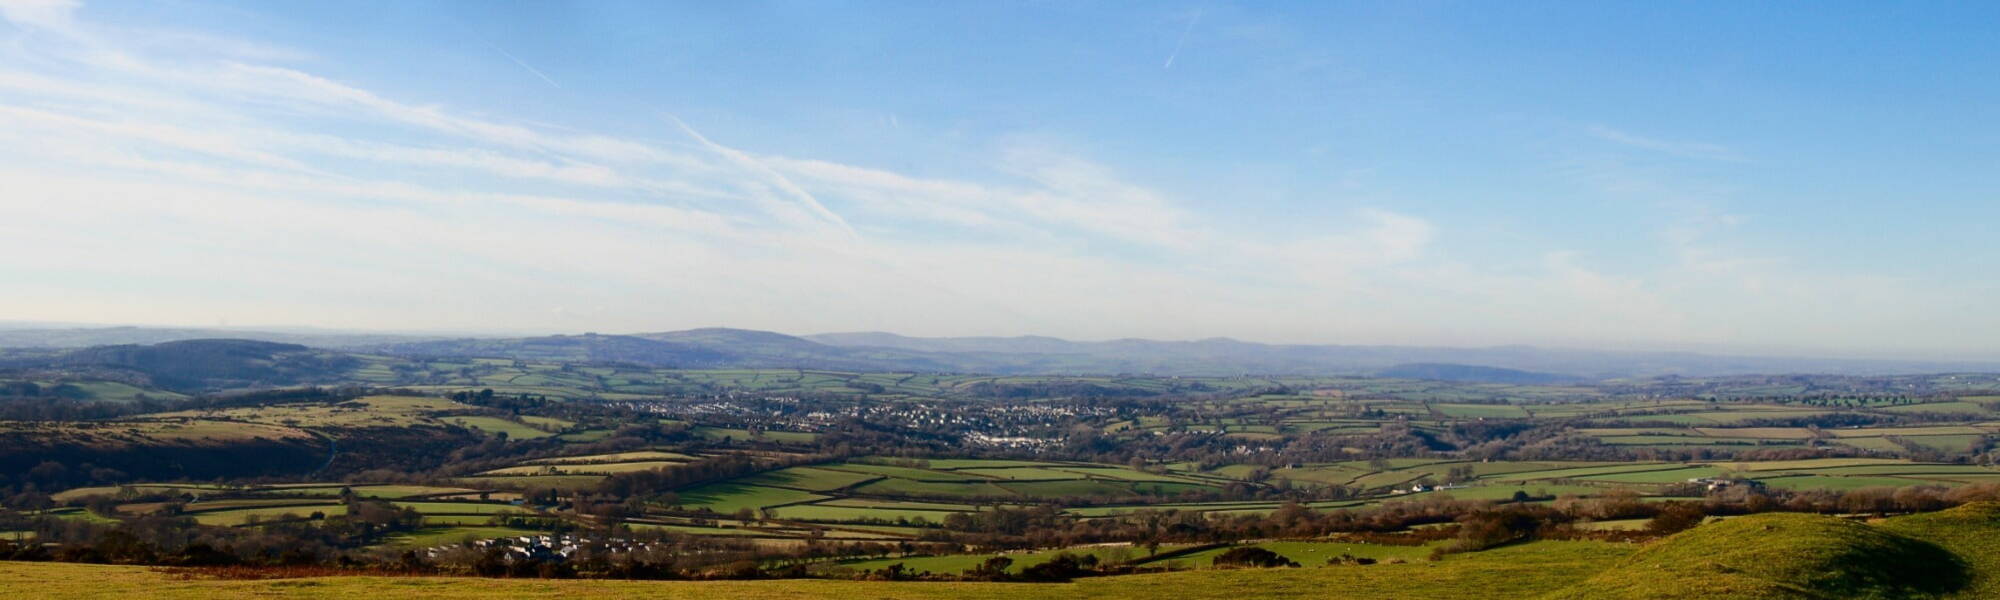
<box><xmin>1211</xmin><ymin>546</ymin><xmax>1299</xmax><ymax>568</ymax></box>
<box><xmin>1018</xmin><ymin>552</ymin><xmax>1097</xmax><ymax>581</ymax></box>
<box><xmin>1647</xmin><ymin>503</ymin><xmax>1706</xmax><ymax>535</ymax></box>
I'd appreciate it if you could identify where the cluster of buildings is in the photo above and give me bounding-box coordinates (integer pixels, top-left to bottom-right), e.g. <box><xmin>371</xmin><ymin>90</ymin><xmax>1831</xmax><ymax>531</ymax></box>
<box><xmin>1687</xmin><ymin>477</ymin><xmax>1766</xmax><ymax>493</ymax></box>
<box><xmin>425</xmin><ymin>533</ymin><xmax>666</xmax><ymax>562</ymax></box>
<box><xmin>613</xmin><ymin>394</ymin><xmax>1117</xmax><ymax>448</ymax></box>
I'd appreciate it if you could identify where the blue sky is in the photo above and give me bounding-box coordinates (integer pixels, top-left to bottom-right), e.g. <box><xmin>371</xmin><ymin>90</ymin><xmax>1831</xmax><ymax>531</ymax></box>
<box><xmin>0</xmin><ymin>0</ymin><xmax>1995</xmax><ymax>359</ymax></box>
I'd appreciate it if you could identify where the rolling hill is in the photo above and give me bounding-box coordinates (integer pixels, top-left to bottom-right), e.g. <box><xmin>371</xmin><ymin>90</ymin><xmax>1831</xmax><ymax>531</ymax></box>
<box><xmin>6</xmin><ymin>326</ymin><xmax>2000</xmax><ymax>379</ymax></box>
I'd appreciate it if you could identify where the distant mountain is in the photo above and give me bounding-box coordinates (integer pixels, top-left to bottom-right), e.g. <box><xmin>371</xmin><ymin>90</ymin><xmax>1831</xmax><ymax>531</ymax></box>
<box><xmin>1375</xmin><ymin>363</ymin><xmax>1583</xmax><ymax>384</ymax></box>
<box><xmin>0</xmin><ymin>326</ymin><xmax>444</xmax><ymax>349</ymax></box>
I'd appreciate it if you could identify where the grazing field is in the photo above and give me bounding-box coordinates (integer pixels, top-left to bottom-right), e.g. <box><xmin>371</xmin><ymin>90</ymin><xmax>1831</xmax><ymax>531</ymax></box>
<box><xmin>691</xmin><ymin>427</ymin><xmax>819</xmax><ymax>444</ymax></box>
<box><xmin>147</xmin><ymin>395</ymin><xmax>471</xmax><ymax>429</ymax></box>
<box><xmin>391</xmin><ymin>501</ymin><xmax>531</xmax><ymax>516</ymax></box>
<box><xmin>249</xmin><ymin>484</ymin><xmax>477</xmax><ymax>499</ymax></box>
<box><xmin>1757</xmin><ymin>475</ymin><xmax>1956</xmax><ymax>491</ymax></box>
<box><xmin>382</xmin><ymin>526</ymin><xmax>547</xmax><ymax>548</ymax></box>
<box><xmin>765</xmin><ymin>504</ymin><xmax>963</xmax><ymax>523</ymax></box>
<box><xmin>738</xmin><ymin>466</ymin><xmax>884</xmax><ymax>491</ymax></box>
<box><xmin>454</xmin><ymin>475</ymin><xmax>606</xmax><ymax>490</ymax></box>
<box><xmin>0</xmin><ymin>419</ymin><xmax>316</xmax><ymax>447</ymax></box>
<box><xmin>444</xmin><ymin>416</ymin><xmax>557</xmax><ymax>439</ymax></box>
<box><xmin>675</xmin><ymin>483</ymin><xmax>827</xmax><ymax>514</ymax></box>
<box><xmin>189</xmin><ymin>504</ymin><xmax>347</xmax><ymax>525</ymax></box>
<box><xmin>523</xmin><ymin>451</ymin><xmax>698</xmax><ymax>465</ymax></box>
<box><xmin>854</xmin><ymin>478</ymin><xmax>1013</xmax><ymax>499</ymax></box>
<box><xmin>479</xmin><ymin>460</ymin><xmax>683</xmax><ymax>476</ymax></box>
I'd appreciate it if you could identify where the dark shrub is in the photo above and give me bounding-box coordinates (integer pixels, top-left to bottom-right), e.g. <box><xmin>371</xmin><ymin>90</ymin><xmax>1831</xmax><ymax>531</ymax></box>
<box><xmin>1212</xmin><ymin>546</ymin><xmax>1298</xmax><ymax>568</ymax></box>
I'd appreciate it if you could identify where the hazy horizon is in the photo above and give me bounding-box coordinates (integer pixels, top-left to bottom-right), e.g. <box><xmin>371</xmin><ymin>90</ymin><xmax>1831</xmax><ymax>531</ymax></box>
<box><xmin>5</xmin><ymin>318</ymin><xmax>1997</xmax><ymax>365</ymax></box>
<box><xmin>3</xmin><ymin>1</ymin><xmax>1997</xmax><ymax>361</ymax></box>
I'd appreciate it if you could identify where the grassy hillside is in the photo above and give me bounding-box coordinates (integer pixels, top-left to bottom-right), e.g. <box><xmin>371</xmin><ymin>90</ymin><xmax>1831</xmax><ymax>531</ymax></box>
<box><xmin>7</xmin><ymin>506</ymin><xmax>2000</xmax><ymax>598</ymax></box>
<box><xmin>0</xmin><ymin>541</ymin><xmax>1624</xmax><ymax>599</ymax></box>
<box><xmin>1879</xmin><ymin>502</ymin><xmax>2000</xmax><ymax>598</ymax></box>
<box><xmin>1550</xmin><ymin>503</ymin><xmax>2000</xmax><ymax>599</ymax></box>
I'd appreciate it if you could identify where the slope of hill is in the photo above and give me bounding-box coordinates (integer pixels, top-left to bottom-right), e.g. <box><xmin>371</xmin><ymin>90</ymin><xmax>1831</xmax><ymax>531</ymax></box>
<box><xmin>0</xmin><ymin>539</ymin><xmax>1625</xmax><ymax>599</ymax></box>
<box><xmin>1549</xmin><ymin>506</ymin><xmax>1996</xmax><ymax>599</ymax></box>
<box><xmin>1879</xmin><ymin>502</ymin><xmax>2000</xmax><ymax>598</ymax></box>
<box><xmin>42</xmin><ymin>339</ymin><xmax>360</xmax><ymax>392</ymax></box>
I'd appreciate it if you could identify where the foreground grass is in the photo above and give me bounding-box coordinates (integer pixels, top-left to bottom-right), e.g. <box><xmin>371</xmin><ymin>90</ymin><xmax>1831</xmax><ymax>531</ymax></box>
<box><xmin>18</xmin><ymin>505</ymin><xmax>2000</xmax><ymax>599</ymax></box>
<box><xmin>0</xmin><ymin>541</ymin><xmax>1625</xmax><ymax>599</ymax></box>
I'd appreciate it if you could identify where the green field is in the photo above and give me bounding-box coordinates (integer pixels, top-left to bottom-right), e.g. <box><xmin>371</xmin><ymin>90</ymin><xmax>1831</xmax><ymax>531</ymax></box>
<box><xmin>766</xmin><ymin>504</ymin><xmax>961</xmax><ymax>523</ymax></box>
<box><xmin>480</xmin><ymin>460</ymin><xmax>681</xmax><ymax>476</ymax></box>
<box><xmin>189</xmin><ymin>504</ymin><xmax>348</xmax><ymax>525</ymax></box>
<box><xmin>957</xmin><ymin>467</ymin><xmax>1089</xmax><ymax>480</ymax></box>
<box><xmin>383</xmin><ymin>526</ymin><xmax>546</xmax><ymax>548</ymax></box>
<box><xmin>455</xmin><ymin>475</ymin><xmax>607</xmax><ymax>490</ymax></box>
<box><xmin>691</xmin><ymin>427</ymin><xmax>820</xmax><ymax>444</ymax></box>
<box><xmin>738</xmin><ymin>466</ymin><xmax>884</xmax><ymax>491</ymax></box>
<box><xmin>445</xmin><ymin>416</ymin><xmax>557</xmax><ymax>439</ymax></box>
<box><xmin>391</xmin><ymin>501</ymin><xmax>531</xmax><ymax>516</ymax></box>
<box><xmin>525</xmin><ymin>451</ymin><xmax>699</xmax><ymax>465</ymax></box>
<box><xmin>675</xmin><ymin>483</ymin><xmax>827</xmax><ymax>513</ymax></box>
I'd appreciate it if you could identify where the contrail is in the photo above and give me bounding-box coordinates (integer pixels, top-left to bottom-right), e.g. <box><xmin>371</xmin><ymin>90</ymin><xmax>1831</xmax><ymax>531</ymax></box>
<box><xmin>668</xmin><ymin>115</ymin><xmax>857</xmax><ymax>237</ymax></box>
<box><xmin>1163</xmin><ymin>9</ymin><xmax>1203</xmax><ymax>69</ymax></box>
<box><xmin>489</xmin><ymin>42</ymin><xmax>561</xmax><ymax>89</ymax></box>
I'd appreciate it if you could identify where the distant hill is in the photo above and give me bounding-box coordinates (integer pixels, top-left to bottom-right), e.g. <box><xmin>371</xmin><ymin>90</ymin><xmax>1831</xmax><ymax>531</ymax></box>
<box><xmin>0</xmin><ymin>325</ymin><xmax>443</xmax><ymax>349</ymax></box>
<box><xmin>4</xmin><ymin>326</ymin><xmax>1998</xmax><ymax>379</ymax></box>
<box><xmin>368</xmin><ymin>328</ymin><xmax>962</xmax><ymax>372</ymax></box>
<box><xmin>368</xmin><ymin>333</ymin><xmax>736</xmax><ymax>369</ymax></box>
<box><xmin>1375</xmin><ymin>363</ymin><xmax>1582</xmax><ymax>384</ymax></box>
<box><xmin>806</xmin><ymin>331</ymin><xmax>2000</xmax><ymax>379</ymax></box>
<box><xmin>39</xmin><ymin>339</ymin><xmax>359</xmax><ymax>391</ymax></box>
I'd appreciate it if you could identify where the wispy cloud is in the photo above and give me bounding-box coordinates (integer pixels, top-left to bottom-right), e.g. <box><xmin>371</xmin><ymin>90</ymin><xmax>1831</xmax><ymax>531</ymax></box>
<box><xmin>669</xmin><ymin>115</ymin><xmax>857</xmax><ymax>237</ymax></box>
<box><xmin>1163</xmin><ymin>9</ymin><xmax>1203</xmax><ymax>69</ymax></box>
<box><xmin>0</xmin><ymin>0</ymin><xmax>79</xmax><ymax>32</ymax></box>
<box><xmin>1587</xmin><ymin>125</ymin><xmax>1743</xmax><ymax>162</ymax></box>
<box><xmin>488</xmin><ymin>42</ymin><xmax>560</xmax><ymax>89</ymax></box>
<box><xmin>0</xmin><ymin>2</ymin><xmax>1986</xmax><ymax>357</ymax></box>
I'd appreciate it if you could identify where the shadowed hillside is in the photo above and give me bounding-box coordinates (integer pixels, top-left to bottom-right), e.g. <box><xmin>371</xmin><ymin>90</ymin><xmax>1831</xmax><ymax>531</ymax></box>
<box><xmin>43</xmin><ymin>339</ymin><xmax>359</xmax><ymax>392</ymax></box>
<box><xmin>1548</xmin><ymin>508</ymin><xmax>1991</xmax><ymax>599</ymax></box>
